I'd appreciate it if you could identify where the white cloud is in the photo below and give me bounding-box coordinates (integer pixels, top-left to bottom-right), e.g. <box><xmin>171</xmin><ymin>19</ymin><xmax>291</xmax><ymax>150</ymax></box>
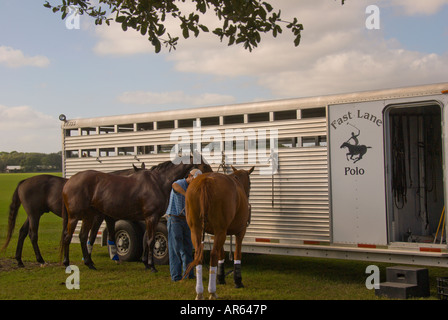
<box><xmin>118</xmin><ymin>90</ymin><xmax>235</xmax><ymax>107</ymax></box>
<box><xmin>389</xmin><ymin>0</ymin><xmax>448</xmax><ymax>15</ymax></box>
<box><xmin>92</xmin><ymin>0</ymin><xmax>448</xmax><ymax>99</ymax></box>
<box><xmin>0</xmin><ymin>105</ymin><xmax>60</xmax><ymax>153</ymax></box>
<box><xmin>165</xmin><ymin>0</ymin><xmax>448</xmax><ymax>97</ymax></box>
<box><xmin>0</xmin><ymin>46</ymin><xmax>50</xmax><ymax>68</ymax></box>
<box><xmin>93</xmin><ymin>22</ymin><xmax>155</xmax><ymax>56</ymax></box>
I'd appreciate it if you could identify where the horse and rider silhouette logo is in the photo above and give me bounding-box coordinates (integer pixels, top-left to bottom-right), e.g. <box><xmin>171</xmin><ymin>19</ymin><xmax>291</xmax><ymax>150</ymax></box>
<box><xmin>340</xmin><ymin>122</ymin><xmax>372</xmax><ymax>163</ymax></box>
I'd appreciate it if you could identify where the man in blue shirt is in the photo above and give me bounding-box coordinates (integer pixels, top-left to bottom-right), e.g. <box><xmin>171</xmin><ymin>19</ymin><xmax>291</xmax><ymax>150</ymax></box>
<box><xmin>166</xmin><ymin>168</ymin><xmax>202</xmax><ymax>281</ymax></box>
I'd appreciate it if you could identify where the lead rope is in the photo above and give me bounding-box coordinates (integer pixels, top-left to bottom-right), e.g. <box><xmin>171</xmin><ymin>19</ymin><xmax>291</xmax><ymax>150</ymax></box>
<box><xmin>217</xmin><ymin>151</ymin><xmax>226</xmax><ymax>173</ymax></box>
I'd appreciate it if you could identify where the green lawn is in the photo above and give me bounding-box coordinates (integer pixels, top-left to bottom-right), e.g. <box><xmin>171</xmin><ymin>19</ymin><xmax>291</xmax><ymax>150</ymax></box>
<box><xmin>1</xmin><ymin>172</ymin><xmax>448</xmax><ymax>301</ymax></box>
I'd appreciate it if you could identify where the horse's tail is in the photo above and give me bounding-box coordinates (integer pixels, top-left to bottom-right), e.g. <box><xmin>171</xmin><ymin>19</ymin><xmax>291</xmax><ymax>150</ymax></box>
<box><xmin>182</xmin><ymin>178</ymin><xmax>213</xmax><ymax>279</ymax></box>
<box><xmin>1</xmin><ymin>180</ymin><xmax>25</xmax><ymax>252</ymax></box>
<box><xmin>59</xmin><ymin>195</ymin><xmax>69</xmax><ymax>263</ymax></box>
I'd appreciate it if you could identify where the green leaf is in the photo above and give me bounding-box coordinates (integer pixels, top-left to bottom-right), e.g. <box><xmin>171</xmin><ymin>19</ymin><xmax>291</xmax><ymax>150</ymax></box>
<box><xmin>199</xmin><ymin>24</ymin><xmax>209</xmax><ymax>32</ymax></box>
<box><xmin>152</xmin><ymin>38</ymin><xmax>161</xmax><ymax>53</ymax></box>
<box><xmin>182</xmin><ymin>27</ymin><xmax>189</xmax><ymax>39</ymax></box>
<box><xmin>140</xmin><ymin>23</ymin><xmax>147</xmax><ymax>36</ymax></box>
<box><xmin>294</xmin><ymin>35</ymin><xmax>301</xmax><ymax>47</ymax></box>
<box><xmin>157</xmin><ymin>24</ymin><xmax>166</xmax><ymax>36</ymax></box>
<box><xmin>116</xmin><ymin>15</ymin><xmax>126</xmax><ymax>23</ymax></box>
<box><xmin>263</xmin><ymin>2</ymin><xmax>273</xmax><ymax>12</ymax></box>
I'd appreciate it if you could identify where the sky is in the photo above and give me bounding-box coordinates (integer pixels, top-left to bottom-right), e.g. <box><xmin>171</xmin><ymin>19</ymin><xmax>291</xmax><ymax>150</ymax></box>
<box><xmin>0</xmin><ymin>0</ymin><xmax>447</xmax><ymax>153</ymax></box>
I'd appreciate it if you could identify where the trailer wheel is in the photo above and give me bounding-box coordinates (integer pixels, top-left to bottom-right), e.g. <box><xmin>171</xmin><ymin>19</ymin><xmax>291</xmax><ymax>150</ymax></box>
<box><xmin>114</xmin><ymin>220</ymin><xmax>143</xmax><ymax>262</ymax></box>
<box><xmin>153</xmin><ymin>222</ymin><xmax>169</xmax><ymax>265</ymax></box>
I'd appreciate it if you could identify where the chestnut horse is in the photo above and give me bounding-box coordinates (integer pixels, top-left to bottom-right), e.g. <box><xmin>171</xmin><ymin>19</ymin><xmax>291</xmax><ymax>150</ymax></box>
<box><xmin>1</xmin><ymin>165</ymin><xmax>144</xmax><ymax>267</ymax></box>
<box><xmin>60</xmin><ymin>156</ymin><xmax>212</xmax><ymax>270</ymax></box>
<box><xmin>183</xmin><ymin>166</ymin><xmax>254</xmax><ymax>300</ymax></box>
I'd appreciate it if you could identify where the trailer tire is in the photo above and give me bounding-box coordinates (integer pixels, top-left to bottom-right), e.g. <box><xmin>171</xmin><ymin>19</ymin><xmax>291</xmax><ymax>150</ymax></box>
<box><xmin>153</xmin><ymin>222</ymin><xmax>169</xmax><ymax>265</ymax></box>
<box><xmin>114</xmin><ymin>220</ymin><xmax>143</xmax><ymax>262</ymax></box>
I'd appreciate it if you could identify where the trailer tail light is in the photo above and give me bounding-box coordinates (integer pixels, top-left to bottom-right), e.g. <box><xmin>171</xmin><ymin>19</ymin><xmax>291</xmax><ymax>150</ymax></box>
<box><xmin>303</xmin><ymin>241</ymin><xmax>321</xmax><ymax>245</ymax></box>
<box><xmin>420</xmin><ymin>247</ymin><xmax>442</xmax><ymax>253</ymax></box>
<box><xmin>442</xmin><ymin>90</ymin><xmax>448</xmax><ymax>94</ymax></box>
<box><xmin>255</xmin><ymin>238</ymin><xmax>271</xmax><ymax>243</ymax></box>
<box><xmin>255</xmin><ymin>238</ymin><xmax>280</xmax><ymax>243</ymax></box>
<box><xmin>357</xmin><ymin>243</ymin><xmax>377</xmax><ymax>249</ymax></box>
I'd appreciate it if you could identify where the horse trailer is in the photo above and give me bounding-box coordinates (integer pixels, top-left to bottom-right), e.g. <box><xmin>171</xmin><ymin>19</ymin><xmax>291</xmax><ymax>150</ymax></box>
<box><xmin>61</xmin><ymin>82</ymin><xmax>448</xmax><ymax>268</ymax></box>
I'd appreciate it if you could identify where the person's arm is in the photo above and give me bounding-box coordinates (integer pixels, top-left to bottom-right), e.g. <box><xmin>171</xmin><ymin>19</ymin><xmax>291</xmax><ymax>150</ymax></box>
<box><xmin>172</xmin><ymin>182</ymin><xmax>186</xmax><ymax>196</ymax></box>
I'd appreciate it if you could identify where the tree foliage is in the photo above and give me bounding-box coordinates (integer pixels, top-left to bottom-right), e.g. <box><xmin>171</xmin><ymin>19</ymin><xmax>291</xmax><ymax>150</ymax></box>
<box><xmin>0</xmin><ymin>151</ymin><xmax>62</xmax><ymax>172</ymax></box>
<box><xmin>44</xmin><ymin>0</ymin><xmax>345</xmax><ymax>53</ymax></box>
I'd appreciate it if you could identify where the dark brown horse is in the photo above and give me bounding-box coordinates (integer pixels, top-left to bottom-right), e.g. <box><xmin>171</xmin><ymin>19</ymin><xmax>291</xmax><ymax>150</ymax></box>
<box><xmin>183</xmin><ymin>166</ymin><xmax>254</xmax><ymax>300</ymax></box>
<box><xmin>61</xmin><ymin>156</ymin><xmax>212</xmax><ymax>270</ymax></box>
<box><xmin>1</xmin><ymin>164</ymin><xmax>145</xmax><ymax>267</ymax></box>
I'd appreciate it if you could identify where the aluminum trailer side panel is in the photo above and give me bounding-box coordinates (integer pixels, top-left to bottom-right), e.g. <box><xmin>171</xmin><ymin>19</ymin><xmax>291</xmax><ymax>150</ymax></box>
<box><xmin>61</xmin><ymin>83</ymin><xmax>448</xmax><ymax>267</ymax></box>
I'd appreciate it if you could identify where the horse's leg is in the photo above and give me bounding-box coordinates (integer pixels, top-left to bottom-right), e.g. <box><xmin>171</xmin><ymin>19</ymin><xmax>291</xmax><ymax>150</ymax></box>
<box><xmin>187</xmin><ymin>215</ymin><xmax>205</xmax><ymax>299</ymax></box>
<box><xmin>208</xmin><ymin>232</ymin><xmax>227</xmax><ymax>299</ymax></box>
<box><xmin>62</xmin><ymin>217</ymin><xmax>79</xmax><ymax>267</ymax></box>
<box><xmin>15</xmin><ymin>218</ymin><xmax>30</xmax><ymax>267</ymax></box>
<box><xmin>79</xmin><ymin>215</ymin><xmax>96</xmax><ymax>270</ymax></box>
<box><xmin>195</xmin><ymin>265</ymin><xmax>204</xmax><ymax>300</ymax></box>
<box><xmin>217</xmin><ymin>246</ymin><xmax>226</xmax><ymax>285</ymax></box>
<box><xmin>233</xmin><ymin>230</ymin><xmax>246</xmax><ymax>289</ymax></box>
<box><xmin>87</xmin><ymin>214</ymin><xmax>103</xmax><ymax>255</ymax></box>
<box><xmin>143</xmin><ymin>215</ymin><xmax>158</xmax><ymax>272</ymax></box>
<box><xmin>104</xmin><ymin>216</ymin><xmax>119</xmax><ymax>262</ymax></box>
<box><xmin>141</xmin><ymin>230</ymin><xmax>149</xmax><ymax>268</ymax></box>
<box><xmin>28</xmin><ymin>213</ymin><xmax>45</xmax><ymax>265</ymax></box>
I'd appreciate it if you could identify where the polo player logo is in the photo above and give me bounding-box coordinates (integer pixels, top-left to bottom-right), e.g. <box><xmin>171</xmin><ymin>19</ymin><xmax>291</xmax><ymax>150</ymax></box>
<box><xmin>340</xmin><ymin>123</ymin><xmax>371</xmax><ymax>163</ymax></box>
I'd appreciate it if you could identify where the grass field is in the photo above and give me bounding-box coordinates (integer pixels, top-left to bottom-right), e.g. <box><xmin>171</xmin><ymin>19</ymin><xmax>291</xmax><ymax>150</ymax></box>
<box><xmin>1</xmin><ymin>172</ymin><xmax>448</xmax><ymax>301</ymax></box>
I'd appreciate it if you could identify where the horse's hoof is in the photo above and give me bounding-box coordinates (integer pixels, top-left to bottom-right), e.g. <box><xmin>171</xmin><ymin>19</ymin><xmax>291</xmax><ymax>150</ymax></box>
<box><xmin>145</xmin><ymin>265</ymin><xmax>158</xmax><ymax>273</ymax></box>
<box><xmin>209</xmin><ymin>292</ymin><xmax>218</xmax><ymax>300</ymax></box>
<box><xmin>87</xmin><ymin>264</ymin><xmax>97</xmax><ymax>270</ymax></box>
<box><xmin>17</xmin><ymin>262</ymin><xmax>25</xmax><ymax>268</ymax></box>
<box><xmin>195</xmin><ymin>293</ymin><xmax>204</xmax><ymax>300</ymax></box>
<box><xmin>234</xmin><ymin>282</ymin><xmax>244</xmax><ymax>289</ymax></box>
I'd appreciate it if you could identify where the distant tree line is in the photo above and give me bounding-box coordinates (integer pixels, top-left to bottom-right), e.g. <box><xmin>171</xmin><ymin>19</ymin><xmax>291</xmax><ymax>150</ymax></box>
<box><xmin>0</xmin><ymin>151</ymin><xmax>62</xmax><ymax>172</ymax></box>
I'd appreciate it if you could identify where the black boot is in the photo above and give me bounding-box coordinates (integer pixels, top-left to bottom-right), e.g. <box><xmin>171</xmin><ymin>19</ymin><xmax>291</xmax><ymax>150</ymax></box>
<box><xmin>233</xmin><ymin>263</ymin><xmax>244</xmax><ymax>288</ymax></box>
<box><xmin>217</xmin><ymin>262</ymin><xmax>226</xmax><ymax>285</ymax></box>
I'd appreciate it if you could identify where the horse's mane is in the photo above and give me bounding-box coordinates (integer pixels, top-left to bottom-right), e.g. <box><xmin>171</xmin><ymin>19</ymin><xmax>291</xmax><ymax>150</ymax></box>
<box><xmin>149</xmin><ymin>160</ymin><xmax>177</xmax><ymax>171</ymax></box>
<box><xmin>149</xmin><ymin>158</ymin><xmax>194</xmax><ymax>172</ymax></box>
<box><xmin>149</xmin><ymin>152</ymin><xmax>207</xmax><ymax>172</ymax></box>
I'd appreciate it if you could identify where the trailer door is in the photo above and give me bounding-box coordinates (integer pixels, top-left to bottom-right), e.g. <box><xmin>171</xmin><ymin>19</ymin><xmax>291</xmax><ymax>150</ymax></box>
<box><xmin>384</xmin><ymin>99</ymin><xmax>447</xmax><ymax>244</ymax></box>
<box><xmin>328</xmin><ymin>101</ymin><xmax>388</xmax><ymax>245</ymax></box>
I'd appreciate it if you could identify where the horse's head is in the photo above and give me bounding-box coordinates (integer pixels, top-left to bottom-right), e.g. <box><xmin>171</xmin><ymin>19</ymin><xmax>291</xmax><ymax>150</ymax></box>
<box><xmin>169</xmin><ymin>151</ymin><xmax>213</xmax><ymax>175</ymax></box>
<box><xmin>340</xmin><ymin>142</ymin><xmax>349</xmax><ymax>149</ymax></box>
<box><xmin>148</xmin><ymin>153</ymin><xmax>212</xmax><ymax>194</ymax></box>
<box><xmin>231</xmin><ymin>166</ymin><xmax>255</xmax><ymax>198</ymax></box>
<box><xmin>193</xmin><ymin>155</ymin><xmax>213</xmax><ymax>174</ymax></box>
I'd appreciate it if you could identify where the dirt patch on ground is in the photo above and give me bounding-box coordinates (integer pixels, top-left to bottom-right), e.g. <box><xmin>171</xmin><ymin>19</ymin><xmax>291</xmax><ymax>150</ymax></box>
<box><xmin>0</xmin><ymin>257</ymin><xmax>59</xmax><ymax>272</ymax></box>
